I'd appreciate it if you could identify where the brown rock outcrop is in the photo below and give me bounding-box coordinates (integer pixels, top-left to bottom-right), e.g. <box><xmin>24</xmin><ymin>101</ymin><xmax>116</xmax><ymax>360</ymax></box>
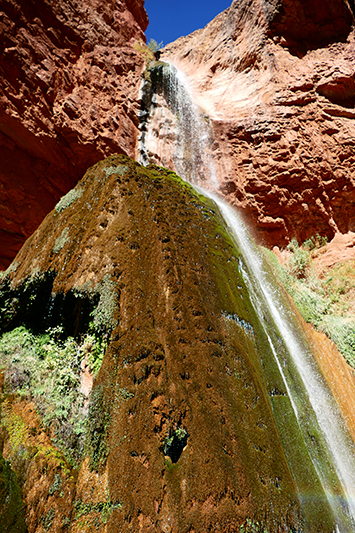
<box><xmin>312</xmin><ymin>231</ymin><xmax>355</xmax><ymax>270</ymax></box>
<box><xmin>155</xmin><ymin>0</ymin><xmax>355</xmax><ymax>248</ymax></box>
<box><xmin>0</xmin><ymin>0</ymin><xmax>148</xmax><ymax>268</ymax></box>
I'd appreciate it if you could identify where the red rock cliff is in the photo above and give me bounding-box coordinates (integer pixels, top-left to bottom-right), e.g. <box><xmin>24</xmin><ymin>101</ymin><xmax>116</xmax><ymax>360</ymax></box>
<box><xmin>160</xmin><ymin>0</ymin><xmax>355</xmax><ymax>247</ymax></box>
<box><xmin>0</xmin><ymin>0</ymin><xmax>148</xmax><ymax>268</ymax></box>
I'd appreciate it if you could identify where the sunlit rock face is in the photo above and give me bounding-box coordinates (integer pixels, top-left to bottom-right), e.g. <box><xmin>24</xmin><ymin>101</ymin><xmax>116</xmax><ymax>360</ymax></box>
<box><xmin>0</xmin><ymin>0</ymin><xmax>148</xmax><ymax>269</ymax></box>
<box><xmin>160</xmin><ymin>0</ymin><xmax>355</xmax><ymax>248</ymax></box>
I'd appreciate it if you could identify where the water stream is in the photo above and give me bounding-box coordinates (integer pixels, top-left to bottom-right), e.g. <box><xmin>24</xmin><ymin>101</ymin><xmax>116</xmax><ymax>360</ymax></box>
<box><xmin>139</xmin><ymin>61</ymin><xmax>355</xmax><ymax>531</ymax></box>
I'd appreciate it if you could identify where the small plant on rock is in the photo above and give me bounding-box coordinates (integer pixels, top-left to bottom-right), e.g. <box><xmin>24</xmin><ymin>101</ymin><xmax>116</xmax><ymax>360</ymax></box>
<box><xmin>147</xmin><ymin>38</ymin><xmax>163</xmax><ymax>53</ymax></box>
<box><xmin>286</xmin><ymin>238</ymin><xmax>310</xmax><ymax>279</ymax></box>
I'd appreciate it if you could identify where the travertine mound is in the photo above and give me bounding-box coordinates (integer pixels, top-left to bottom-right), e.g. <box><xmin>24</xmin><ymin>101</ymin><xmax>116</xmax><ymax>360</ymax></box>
<box><xmin>160</xmin><ymin>0</ymin><xmax>355</xmax><ymax>247</ymax></box>
<box><xmin>1</xmin><ymin>154</ymin><xmax>342</xmax><ymax>533</ymax></box>
<box><xmin>0</xmin><ymin>0</ymin><xmax>148</xmax><ymax>268</ymax></box>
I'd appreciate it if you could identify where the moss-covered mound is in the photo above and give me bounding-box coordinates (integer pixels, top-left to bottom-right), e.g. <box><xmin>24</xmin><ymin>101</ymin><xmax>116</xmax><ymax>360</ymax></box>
<box><xmin>0</xmin><ymin>155</ymin><xmax>338</xmax><ymax>532</ymax></box>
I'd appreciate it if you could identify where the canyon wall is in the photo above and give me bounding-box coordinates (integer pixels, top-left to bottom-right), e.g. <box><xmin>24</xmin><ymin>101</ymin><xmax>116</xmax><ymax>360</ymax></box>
<box><xmin>1</xmin><ymin>2</ymin><xmax>355</xmax><ymax>529</ymax></box>
<box><xmin>157</xmin><ymin>0</ymin><xmax>355</xmax><ymax>247</ymax></box>
<box><xmin>2</xmin><ymin>0</ymin><xmax>355</xmax><ymax>263</ymax></box>
<box><xmin>0</xmin><ymin>0</ymin><xmax>148</xmax><ymax>268</ymax></box>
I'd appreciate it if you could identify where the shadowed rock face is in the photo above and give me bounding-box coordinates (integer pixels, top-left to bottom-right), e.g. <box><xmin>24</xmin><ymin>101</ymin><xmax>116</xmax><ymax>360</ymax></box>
<box><xmin>158</xmin><ymin>0</ymin><xmax>355</xmax><ymax>248</ymax></box>
<box><xmin>0</xmin><ymin>0</ymin><xmax>148</xmax><ymax>269</ymax></box>
<box><xmin>269</xmin><ymin>0</ymin><xmax>354</xmax><ymax>49</ymax></box>
<box><xmin>0</xmin><ymin>155</ymin><xmax>342</xmax><ymax>532</ymax></box>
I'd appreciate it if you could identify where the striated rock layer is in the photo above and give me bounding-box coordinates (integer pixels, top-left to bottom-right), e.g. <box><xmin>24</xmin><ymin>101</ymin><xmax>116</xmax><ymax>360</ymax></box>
<box><xmin>1</xmin><ymin>154</ymin><xmax>350</xmax><ymax>532</ymax></box>
<box><xmin>0</xmin><ymin>0</ymin><xmax>148</xmax><ymax>268</ymax></box>
<box><xmin>153</xmin><ymin>0</ymin><xmax>355</xmax><ymax>248</ymax></box>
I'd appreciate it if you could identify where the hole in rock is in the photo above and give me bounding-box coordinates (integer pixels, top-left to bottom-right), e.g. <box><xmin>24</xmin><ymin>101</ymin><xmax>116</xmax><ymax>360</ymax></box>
<box><xmin>163</xmin><ymin>428</ymin><xmax>189</xmax><ymax>463</ymax></box>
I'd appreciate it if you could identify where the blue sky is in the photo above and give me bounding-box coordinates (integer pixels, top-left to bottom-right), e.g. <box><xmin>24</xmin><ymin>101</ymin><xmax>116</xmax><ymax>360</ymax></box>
<box><xmin>144</xmin><ymin>0</ymin><xmax>232</xmax><ymax>47</ymax></box>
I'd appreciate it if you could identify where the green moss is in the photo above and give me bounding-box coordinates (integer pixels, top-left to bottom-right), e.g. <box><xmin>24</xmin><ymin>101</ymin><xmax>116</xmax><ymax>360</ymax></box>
<box><xmin>0</xmin><ymin>455</ymin><xmax>26</xmax><ymax>533</ymax></box>
<box><xmin>0</xmin><ymin>154</ymin><xmax>342</xmax><ymax>530</ymax></box>
<box><xmin>239</xmin><ymin>518</ymin><xmax>267</xmax><ymax>533</ymax></box>
<box><xmin>55</xmin><ymin>187</ymin><xmax>83</xmax><ymax>213</ymax></box>
<box><xmin>48</xmin><ymin>473</ymin><xmax>62</xmax><ymax>495</ymax></box>
<box><xmin>40</xmin><ymin>508</ymin><xmax>55</xmax><ymax>531</ymax></box>
<box><xmin>74</xmin><ymin>496</ymin><xmax>121</xmax><ymax>523</ymax></box>
<box><xmin>53</xmin><ymin>227</ymin><xmax>70</xmax><ymax>254</ymax></box>
<box><xmin>116</xmin><ymin>387</ymin><xmax>134</xmax><ymax>402</ymax></box>
<box><xmin>87</xmin><ymin>385</ymin><xmax>111</xmax><ymax>471</ymax></box>
<box><xmin>62</xmin><ymin>517</ymin><xmax>71</xmax><ymax>528</ymax></box>
<box><xmin>33</xmin><ymin>445</ymin><xmax>71</xmax><ymax>476</ymax></box>
<box><xmin>1</xmin><ymin>402</ymin><xmax>28</xmax><ymax>453</ymax></box>
<box><xmin>104</xmin><ymin>164</ymin><xmax>129</xmax><ymax>178</ymax></box>
<box><xmin>92</xmin><ymin>274</ymin><xmax>118</xmax><ymax>333</ymax></box>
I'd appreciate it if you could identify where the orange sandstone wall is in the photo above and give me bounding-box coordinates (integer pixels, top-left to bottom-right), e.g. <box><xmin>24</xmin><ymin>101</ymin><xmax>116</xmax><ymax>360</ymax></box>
<box><xmin>161</xmin><ymin>0</ymin><xmax>355</xmax><ymax>248</ymax></box>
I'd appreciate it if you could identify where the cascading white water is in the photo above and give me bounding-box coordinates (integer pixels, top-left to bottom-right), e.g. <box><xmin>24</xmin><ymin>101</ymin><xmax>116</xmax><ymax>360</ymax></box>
<box><xmin>139</xmin><ymin>63</ymin><xmax>219</xmax><ymax>190</ymax></box>
<box><xmin>140</xmin><ymin>61</ymin><xmax>355</xmax><ymax>531</ymax></box>
<box><xmin>210</xmin><ymin>193</ymin><xmax>355</xmax><ymax>531</ymax></box>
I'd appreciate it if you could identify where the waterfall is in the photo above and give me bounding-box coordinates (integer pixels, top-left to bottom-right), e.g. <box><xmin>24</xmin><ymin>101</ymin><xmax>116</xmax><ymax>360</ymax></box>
<box><xmin>139</xmin><ymin>63</ymin><xmax>219</xmax><ymax>190</ymax></box>
<box><xmin>212</xmin><ymin>195</ymin><xmax>355</xmax><ymax>531</ymax></box>
<box><xmin>139</xmin><ymin>61</ymin><xmax>355</xmax><ymax>532</ymax></box>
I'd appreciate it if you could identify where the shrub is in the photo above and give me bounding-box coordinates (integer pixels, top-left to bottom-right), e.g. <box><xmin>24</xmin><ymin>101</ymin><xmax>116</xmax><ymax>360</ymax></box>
<box><xmin>320</xmin><ymin>316</ymin><xmax>355</xmax><ymax>368</ymax></box>
<box><xmin>286</xmin><ymin>239</ymin><xmax>310</xmax><ymax>279</ymax></box>
<box><xmin>147</xmin><ymin>38</ymin><xmax>163</xmax><ymax>53</ymax></box>
<box><xmin>303</xmin><ymin>233</ymin><xmax>328</xmax><ymax>251</ymax></box>
<box><xmin>83</xmin><ymin>334</ymin><xmax>107</xmax><ymax>377</ymax></box>
<box><xmin>133</xmin><ymin>40</ymin><xmax>154</xmax><ymax>62</ymax></box>
<box><xmin>291</xmin><ymin>284</ymin><xmax>329</xmax><ymax>327</ymax></box>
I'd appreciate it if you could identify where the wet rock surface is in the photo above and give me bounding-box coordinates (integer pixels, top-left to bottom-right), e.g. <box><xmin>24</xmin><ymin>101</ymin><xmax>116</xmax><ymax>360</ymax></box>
<box><xmin>0</xmin><ymin>0</ymin><xmax>148</xmax><ymax>268</ymax></box>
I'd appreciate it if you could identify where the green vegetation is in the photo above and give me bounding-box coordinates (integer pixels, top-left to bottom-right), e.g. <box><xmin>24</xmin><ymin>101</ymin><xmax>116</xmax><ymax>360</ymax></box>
<box><xmin>239</xmin><ymin>518</ymin><xmax>267</xmax><ymax>532</ymax></box>
<box><xmin>74</xmin><ymin>496</ymin><xmax>121</xmax><ymax>524</ymax></box>
<box><xmin>0</xmin><ymin>326</ymin><xmax>106</xmax><ymax>465</ymax></box>
<box><xmin>53</xmin><ymin>227</ymin><xmax>70</xmax><ymax>253</ymax></box>
<box><xmin>86</xmin><ymin>385</ymin><xmax>111</xmax><ymax>471</ymax></box>
<box><xmin>147</xmin><ymin>38</ymin><xmax>163</xmax><ymax>52</ymax></box>
<box><xmin>55</xmin><ymin>187</ymin><xmax>83</xmax><ymax>213</ymax></box>
<box><xmin>62</xmin><ymin>517</ymin><xmax>71</xmax><ymax>528</ymax></box>
<box><xmin>83</xmin><ymin>334</ymin><xmax>107</xmax><ymax>377</ymax></box>
<box><xmin>0</xmin><ymin>455</ymin><xmax>27</xmax><ymax>533</ymax></box>
<box><xmin>1</xmin><ymin>401</ymin><xmax>28</xmax><ymax>452</ymax></box>
<box><xmin>0</xmin><ymin>154</ymin><xmax>333</xmax><ymax>529</ymax></box>
<box><xmin>133</xmin><ymin>40</ymin><xmax>155</xmax><ymax>62</ymax></box>
<box><xmin>263</xmin><ymin>239</ymin><xmax>355</xmax><ymax>367</ymax></box>
<box><xmin>40</xmin><ymin>508</ymin><xmax>55</xmax><ymax>531</ymax></box>
<box><xmin>48</xmin><ymin>473</ymin><xmax>62</xmax><ymax>495</ymax></box>
<box><xmin>104</xmin><ymin>164</ymin><xmax>129</xmax><ymax>178</ymax></box>
<box><xmin>92</xmin><ymin>274</ymin><xmax>118</xmax><ymax>334</ymax></box>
